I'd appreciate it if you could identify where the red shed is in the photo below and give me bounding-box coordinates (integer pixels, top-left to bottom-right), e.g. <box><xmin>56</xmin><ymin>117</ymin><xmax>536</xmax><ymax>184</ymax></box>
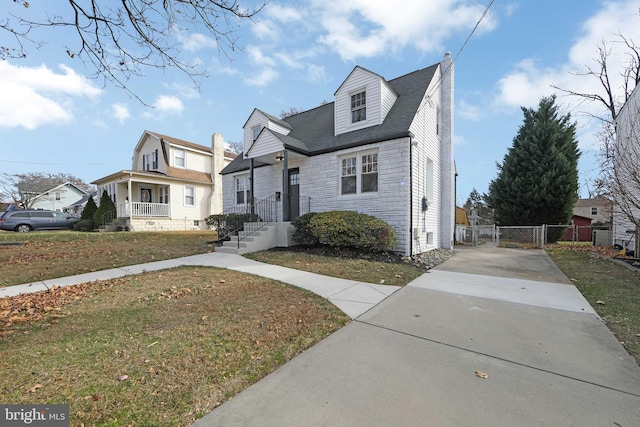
<box><xmin>563</xmin><ymin>215</ymin><xmax>592</xmax><ymax>241</ymax></box>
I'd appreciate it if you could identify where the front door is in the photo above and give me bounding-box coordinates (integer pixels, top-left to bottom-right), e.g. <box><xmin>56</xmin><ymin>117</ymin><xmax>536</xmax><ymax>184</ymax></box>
<box><xmin>140</xmin><ymin>187</ymin><xmax>152</xmax><ymax>203</ymax></box>
<box><xmin>288</xmin><ymin>168</ymin><xmax>300</xmax><ymax>220</ymax></box>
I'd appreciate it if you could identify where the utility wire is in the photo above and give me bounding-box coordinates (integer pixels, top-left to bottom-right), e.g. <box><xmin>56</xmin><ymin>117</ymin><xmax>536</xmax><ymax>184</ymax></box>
<box><xmin>425</xmin><ymin>0</ymin><xmax>495</xmax><ymax>100</ymax></box>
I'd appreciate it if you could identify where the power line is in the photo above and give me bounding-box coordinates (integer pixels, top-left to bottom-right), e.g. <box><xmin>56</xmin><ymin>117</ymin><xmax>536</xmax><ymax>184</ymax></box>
<box><xmin>0</xmin><ymin>159</ymin><xmax>127</xmax><ymax>166</ymax></box>
<box><xmin>424</xmin><ymin>0</ymin><xmax>495</xmax><ymax>101</ymax></box>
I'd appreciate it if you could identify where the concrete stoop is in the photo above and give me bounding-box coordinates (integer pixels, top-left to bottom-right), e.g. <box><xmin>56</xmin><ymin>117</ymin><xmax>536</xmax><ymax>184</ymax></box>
<box><xmin>214</xmin><ymin>225</ymin><xmax>278</xmax><ymax>255</ymax></box>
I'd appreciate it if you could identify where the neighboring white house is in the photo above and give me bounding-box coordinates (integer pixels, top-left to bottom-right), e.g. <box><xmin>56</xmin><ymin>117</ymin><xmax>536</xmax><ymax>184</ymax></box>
<box><xmin>220</xmin><ymin>53</ymin><xmax>456</xmax><ymax>255</ymax></box>
<box><xmin>613</xmin><ymin>83</ymin><xmax>640</xmax><ymax>253</ymax></box>
<box><xmin>573</xmin><ymin>197</ymin><xmax>612</xmax><ymax>225</ymax></box>
<box><xmin>92</xmin><ymin>131</ymin><xmax>236</xmax><ymax>231</ymax></box>
<box><xmin>30</xmin><ymin>182</ymin><xmax>90</xmax><ymax>215</ymax></box>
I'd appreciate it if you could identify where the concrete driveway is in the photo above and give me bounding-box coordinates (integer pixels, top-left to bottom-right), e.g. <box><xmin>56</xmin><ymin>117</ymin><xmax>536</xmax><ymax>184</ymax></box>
<box><xmin>192</xmin><ymin>245</ymin><xmax>640</xmax><ymax>427</ymax></box>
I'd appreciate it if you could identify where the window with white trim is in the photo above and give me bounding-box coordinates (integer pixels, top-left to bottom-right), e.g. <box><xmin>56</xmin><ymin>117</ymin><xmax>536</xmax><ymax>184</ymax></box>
<box><xmin>159</xmin><ymin>186</ymin><xmax>169</xmax><ymax>204</ymax></box>
<box><xmin>174</xmin><ymin>148</ymin><xmax>186</xmax><ymax>168</ymax></box>
<box><xmin>591</xmin><ymin>207</ymin><xmax>598</xmax><ymax>216</ymax></box>
<box><xmin>351</xmin><ymin>90</ymin><xmax>366</xmax><ymax>123</ymax></box>
<box><xmin>152</xmin><ymin>149</ymin><xmax>158</xmax><ymax>169</ymax></box>
<box><xmin>340</xmin><ymin>151</ymin><xmax>378</xmax><ymax>195</ymax></box>
<box><xmin>236</xmin><ymin>175</ymin><xmax>250</xmax><ymax>204</ymax></box>
<box><xmin>184</xmin><ymin>185</ymin><xmax>195</xmax><ymax>206</ymax></box>
<box><xmin>252</xmin><ymin>126</ymin><xmax>262</xmax><ymax>141</ymax></box>
<box><xmin>55</xmin><ymin>192</ymin><xmax>61</xmax><ymax>201</ymax></box>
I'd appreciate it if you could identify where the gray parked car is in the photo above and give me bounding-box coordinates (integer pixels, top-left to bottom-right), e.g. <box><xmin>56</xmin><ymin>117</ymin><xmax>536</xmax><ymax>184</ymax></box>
<box><xmin>0</xmin><ymin>209</ymin><xmax>80</xmax><ymax>232</ymax></box>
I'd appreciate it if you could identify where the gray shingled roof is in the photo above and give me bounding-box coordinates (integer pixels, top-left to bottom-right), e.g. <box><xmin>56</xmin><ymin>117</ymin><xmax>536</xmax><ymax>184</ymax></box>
<box><xmin>221</xmin><ymin>63</ymin><xmax>439</xmax><ymax>175</ymax></box>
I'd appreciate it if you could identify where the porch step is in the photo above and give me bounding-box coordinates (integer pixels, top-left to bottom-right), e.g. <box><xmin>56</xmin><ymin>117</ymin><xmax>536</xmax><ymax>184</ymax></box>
<box><xmin>214</xmin><ymin>225</ymin><xmax>278</xmax><ymax>255</ymax></box>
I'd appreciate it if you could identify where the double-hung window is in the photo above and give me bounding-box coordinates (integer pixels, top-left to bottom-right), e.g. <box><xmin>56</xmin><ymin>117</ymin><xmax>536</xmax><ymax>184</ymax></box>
<box><xmin>152</xmin><ymin>149</ymin><xmax>158</xmax><ymax>169</ymax></box>
<box><xmin>340</xmin><ymin>151</ymin><xmax>378</xmax><ymax>195</ymax></box>
<box><xmin>351</xmin><ymin>90</ymin><xmax>366</xmax><ymax>123</ymax></box>
<box><xmin>236</xmin><ymin>175</ymin><xmax>250</xmax><ymax>204</ymax></box>
<box><xmin>174</xmin><ymin>148</ymin><xmax>186</xmax><ymax>168</ymax></box>
<box><xmin>184</xmin><ymin>185</ymin><xmax>195</xmax><ymax>206</ymax></box>
<box><xmin>252</xmin><ymin>126</ymin><xmax>262</xmax><ymax>141</ymax></box>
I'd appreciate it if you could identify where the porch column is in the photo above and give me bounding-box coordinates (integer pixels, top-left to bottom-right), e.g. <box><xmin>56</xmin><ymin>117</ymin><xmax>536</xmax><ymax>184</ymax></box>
<box><xmin>249</xmin><ymin>158</ymin><xmax>255</xmax><ymax>216</ymax></box>
<box><xmin>282</xmin><ymin>150</ymin><xmax>289</xmax><ymax>222</ymax></box>
<box><xmin>127</xmin><ymin>174</ymin><xmax>133</xmax><ymax>217</ymax></box>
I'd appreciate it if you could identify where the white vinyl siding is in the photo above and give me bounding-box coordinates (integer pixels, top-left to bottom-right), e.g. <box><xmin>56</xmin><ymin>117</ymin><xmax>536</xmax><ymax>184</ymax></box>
<box><xmin>243</xmin><ymin>110</ymin><xmax>292</xmax><ymax>157</ymax></box>
<box><xmin>247</xmin><ymin>132</ymin><xmax>283</xmax><ymax>158</ymax></box>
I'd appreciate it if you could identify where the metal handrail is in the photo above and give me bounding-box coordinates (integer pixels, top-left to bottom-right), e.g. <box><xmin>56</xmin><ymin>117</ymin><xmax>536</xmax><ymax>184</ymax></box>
<box><xmin>208</xmin><ymin>194</ymin><xmax>311</xmax><ymax>247</ymax></box>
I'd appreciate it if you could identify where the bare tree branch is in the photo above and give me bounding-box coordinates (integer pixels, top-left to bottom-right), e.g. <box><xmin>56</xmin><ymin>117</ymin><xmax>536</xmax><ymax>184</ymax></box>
<box><xmin>1</xmin><ymin>0</ymin><xmax>269</xmax><ymax>102</ymax></box>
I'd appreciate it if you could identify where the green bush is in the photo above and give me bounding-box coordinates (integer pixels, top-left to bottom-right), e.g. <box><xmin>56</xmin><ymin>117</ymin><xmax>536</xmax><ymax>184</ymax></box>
<box><xmin>307</xmin><ymin>211</ymin><xmax>397</xmax><ymax>252</ymax></box>
<box><xmin>204</xmin><ymin>212</ymin><xmax>259</xmax><ymax>238</ymax></box>
<box><xmin>73</xmin><ymin>219</ymin><xmax>96</xmax><ymax>232</ymax></box>
<box><xmin>291</xmin><ymin>212</ymin><xmax>319</xmax><ymax>245</ymax></box>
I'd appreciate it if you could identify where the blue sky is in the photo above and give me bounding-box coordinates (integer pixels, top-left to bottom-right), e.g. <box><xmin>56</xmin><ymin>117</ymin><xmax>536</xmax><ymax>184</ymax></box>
<box><xmin>1</xmin><ymin>0</ymin><xmax>639</xmax><ymax>205</ymax></box>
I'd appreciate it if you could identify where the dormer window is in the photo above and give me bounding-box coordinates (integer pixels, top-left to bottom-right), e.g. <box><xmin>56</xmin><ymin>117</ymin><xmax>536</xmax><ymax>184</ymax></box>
<box><xmin>174</xmin><ymin>148</ymin><xmax>186</xmax><ymax>168</ymax></box>
<box><xmin>252</xmin><ymin>125</ymin><xmax>262</xmax><ymax>141</ymax></box>
<box><xmin>351</xmin><ymin>90</ymin><xmax>366</xmax><ymax>123</ymax></box>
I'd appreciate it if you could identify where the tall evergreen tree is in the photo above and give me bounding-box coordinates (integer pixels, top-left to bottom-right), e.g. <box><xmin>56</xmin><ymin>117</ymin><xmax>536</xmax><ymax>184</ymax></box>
<box><xmin>487</xmin><ymin>95</ymin><xmax>580</xmax><ymax>226</ymax></box>
<box><xmin>93</xmin><ymin>190</ymin><xmax>117</xmax><ymax>226</ymax></box>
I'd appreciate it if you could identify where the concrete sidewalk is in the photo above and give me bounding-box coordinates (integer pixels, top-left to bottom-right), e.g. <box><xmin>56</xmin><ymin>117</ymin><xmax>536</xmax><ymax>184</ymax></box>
<box><xmin>0</xmin><ymin>252</ymin><xmax>399</xmax><ymax>319</ymax></box>
<box><xmin>192</xmin><ymin>246</ymin><xmax>640</xmax><ymax>426</ymax></box>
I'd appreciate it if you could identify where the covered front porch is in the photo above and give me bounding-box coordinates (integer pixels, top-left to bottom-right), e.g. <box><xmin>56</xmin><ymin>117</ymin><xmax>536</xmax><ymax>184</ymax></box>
<box><xmin>117</xmin><ymin>201</ymin><xmax>170</xmax><ymax>218</ymax></box>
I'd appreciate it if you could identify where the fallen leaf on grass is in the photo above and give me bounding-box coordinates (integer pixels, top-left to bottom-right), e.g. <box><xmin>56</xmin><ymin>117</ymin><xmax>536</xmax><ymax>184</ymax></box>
<box><xmin>596</xmin><ymin>300</ymin><xmax>606</xmax><ymax>305</ymax></box>
<box><xmin>475</xmin><ymin>371</ymin><xmax>489</xmax><ymax>379</ymax></box>
<box><xmin>117</xmin><ymin>375</ymin><xmax>128</xmax><ymax>381</ymax></box>
<box><xmin>28</xmin><ymin>384</ymin><xmax>43</xmax><ymax>393</ymax></box>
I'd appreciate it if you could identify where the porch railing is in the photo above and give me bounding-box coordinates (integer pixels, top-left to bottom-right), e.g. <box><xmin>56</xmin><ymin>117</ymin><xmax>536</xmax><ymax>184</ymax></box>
<box><xmin>118</xmin><ymin>202</ymin><xmax>170</xmax><ymax>218</ymax></box>
<box><xmin>208</xmin><ymin>194</ymin><xmax>311</xmax><ymax>248</ymax></box>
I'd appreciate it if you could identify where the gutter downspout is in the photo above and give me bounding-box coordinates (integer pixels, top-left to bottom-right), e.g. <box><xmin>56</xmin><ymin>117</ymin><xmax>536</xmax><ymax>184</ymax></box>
<box><xmin>409</xmin><ymin>135</ymin><xmax>413</xmax><ymax>257</ymax></box>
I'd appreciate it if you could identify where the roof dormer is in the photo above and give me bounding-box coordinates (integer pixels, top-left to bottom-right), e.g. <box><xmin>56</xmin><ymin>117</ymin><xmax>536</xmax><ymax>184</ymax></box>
<box><xmin>242</xmin><ymin>109</ymin><xmax>293</xmax><ymax>155</ymax></box>
<box><xmin>334</xmin><ymin>66</ymin><xmax>398</xmax><ymax>136</ymax></box>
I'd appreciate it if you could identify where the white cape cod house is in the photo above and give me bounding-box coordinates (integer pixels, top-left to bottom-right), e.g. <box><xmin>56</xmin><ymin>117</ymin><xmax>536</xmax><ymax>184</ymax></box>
<box><xmin>92</xmin><ymin>131</ymin><xmax>235</xmax><ymax>231</ymax></box>
<box><xmin>220</xmin><ymin>53</ymin><xmax>456</xmax><ymax>256</ymax></box>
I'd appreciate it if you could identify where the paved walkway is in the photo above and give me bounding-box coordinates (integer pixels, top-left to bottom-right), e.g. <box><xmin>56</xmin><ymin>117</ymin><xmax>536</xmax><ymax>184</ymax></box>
<box><xmin>0</xmin><ymin>251</ymin><xmax>398</xmax><ymax>319</ymax></box>
<box><xmin>3</xmin><ymin>246</ymin><xmax>640</xmax><ymax>426</ymax></box>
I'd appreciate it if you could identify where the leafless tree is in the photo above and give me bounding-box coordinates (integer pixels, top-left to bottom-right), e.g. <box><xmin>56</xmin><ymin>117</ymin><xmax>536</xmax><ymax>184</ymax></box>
<box><xmin>553</xmin><ymin>35</ymin><xmax>639</xmax><ymax>190</ymax></box>
<box><xmin>0</xmin><ymin>172</ymin><xmax>94</xmax><ymax>209</ymax></box>
<box><xmin>1</xmin><ymin>0</ymin><xmax>268</xmax><ymax>102</ymax></box>
<box><xmin>225</xmin><ymin>139</ymin><xmax>244</xmax><ymax>154</ymax></box>
<box><xmin>279</xmin><ymin>106</ymin><xmax>305</xmax><ymax>119</ymax></box>
<box><xmin>554</xmin><ymin>33</ymin><xmax>640</xmax><ymax>251</ymax></box>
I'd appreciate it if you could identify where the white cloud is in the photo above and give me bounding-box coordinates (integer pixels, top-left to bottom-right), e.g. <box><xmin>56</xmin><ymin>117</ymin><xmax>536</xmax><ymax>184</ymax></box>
<box><xmin>496</xmin><ymin>0</ymin><xmax>640</xmax><ymax>112</ymax></box>
<box><xmin>112</xmin><ymin>103</ymin><xmax>131</xmax><ymax>124</ymax></box>
<box><xmin>457</xmin><ymin>99</ymin><xmax>483</xmax><ymax>121</ymax></box>
<box><xmin>265</xmin><ymin>4</ymin><xmax>303</xmax><ymax>23</ymax></box>
<box><xmin>245</xmin><ymin>67</ymin><xmax>279</xmax><ymax>87</ymax></box>
<box><xmin>492</xmin><ymin>0</ymin><xmax>640</xmax><ymax>151</ymax></box>
<box><xmin>142</xmin><ymin>95</ymin><xmax>185</xmax><ymax>119</ymax></box>
<box><xmin>154</xmin><ymin>95</ymin><xmax>185</xmax><ymax>114</ymax></box>
<box><xmin>244</xmin><ymin>45</ymin><xmax>279</xmax><ymax>86</ymax></box>
<box><xmin>179</xmin><ymin>32</ymin><xmax>218</xmax><ymax>52</ymax></box>
<box><xmin>312</xmin><ymin>0</ymin><xmax>497</xmax><ymax>61</ymax></box>
<box><xmin>0</xmin><ymin>62</ymin><xmax>100</xmax><ymax>130</ymax></box>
